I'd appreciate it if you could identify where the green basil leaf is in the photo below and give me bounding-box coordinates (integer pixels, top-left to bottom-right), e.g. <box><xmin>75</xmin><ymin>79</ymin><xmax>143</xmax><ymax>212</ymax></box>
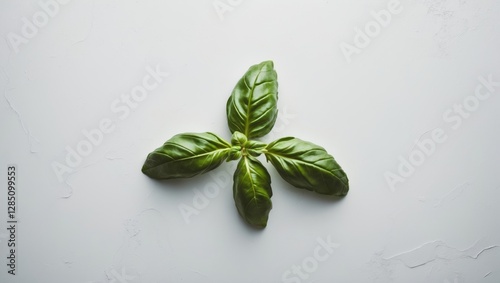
<box><xmin>227</xmin><ymin>146</ymin><xmax>242</xmax><ymax>161</ymax></box>
<box><xmin>233</xmin><ymin>156</ymin><xmax>273</xmax><ymax>228</ymax></box>
<box><xmin>231</xmin><ymin>131</ymin><xmax>248</xmax><ymax>147</ymax></box>
<box><xmin>226</xmin><ymin>60</ymin><xmax>278</xmax><ymax>139</ymax></box>
<box><xmin>142</xmin><ymin>132</ymin><xmax>231</xmax><ymax>179</ymax></box>
<box><xmin>245</xmin><ymin>140</ymin><xmax>267</xmax><ymax>151</ymax></box>
<box><xmin>245</xmin><ymin>140</ymin><xmax>267</xmax><ymax>157</ymax></box>
<box><xmin>264</xmin><ymin>137</ymin><xmax>349</xmax><ymax>196</ymax></box>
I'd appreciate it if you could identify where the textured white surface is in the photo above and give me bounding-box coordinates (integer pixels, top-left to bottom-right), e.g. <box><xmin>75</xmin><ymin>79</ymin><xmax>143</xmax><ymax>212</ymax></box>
<box><xmin>1</xmin><ymin>1</ymin><xmax>500</xmax><ymax>282</ymax></box>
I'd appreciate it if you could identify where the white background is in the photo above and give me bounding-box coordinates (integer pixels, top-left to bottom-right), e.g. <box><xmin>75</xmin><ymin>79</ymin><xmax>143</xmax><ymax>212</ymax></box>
<box><xmin>1</xmin><ymin>0</ymin><xmax>500</xmax><ymax>282</ymax></box>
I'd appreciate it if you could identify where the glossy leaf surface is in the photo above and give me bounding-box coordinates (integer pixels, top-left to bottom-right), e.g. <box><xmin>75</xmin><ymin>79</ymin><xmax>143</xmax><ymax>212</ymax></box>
<box><xmin>231</xmin><ymin>131</ymin><xmax>248</xmax><ymax>147</ymax></box>
<box><xmin>142</xmin><ymin>132</ymin><xmax>231</xmax><ymax>179</ymax></box>
<box><xmin>265</xmin><ymin>137</ymin><xmax>349</xmax><ymax>196</ymax></box>
<box><xmin>226</xmin><ymin>60</ymin><xmax>278</xmax><ymax>139</ymax></box>
<box><xmin>233</xmin><ymin>156</ymin><xmax>273</xmax><ymax>228</ymax></box>
<box><xmin>245</xmin><ymin>140</ymin><xmax>267</xmax><ymax>157</ymax></box>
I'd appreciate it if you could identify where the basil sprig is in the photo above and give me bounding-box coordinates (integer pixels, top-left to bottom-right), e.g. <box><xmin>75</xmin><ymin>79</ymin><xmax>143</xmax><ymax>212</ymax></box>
<box><xmin>142</xmin><ymin>61</ymin><xmax>349</xmax><ymax>228</ymax></box>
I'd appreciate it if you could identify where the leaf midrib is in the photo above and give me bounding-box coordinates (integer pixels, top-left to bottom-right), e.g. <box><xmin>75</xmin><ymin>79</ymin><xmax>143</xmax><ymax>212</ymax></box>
<box><xmin>244</xmin><ymin>156</ymin><xmax>259</xmax><ymax>205</ymax></box>
<box><xmin>243</xmin><ymin>66</ymin><xmax>267</xmax><ymax>137</ymax></box>
<box><xmin>265</xmin><ymin>151</ymin><xmax>348</xmax><ymax>187</ymax></box>
<box><xmin>145</xmin><ymin>148</ymin><xmax>230</xmax><ymax>172</ymax></box>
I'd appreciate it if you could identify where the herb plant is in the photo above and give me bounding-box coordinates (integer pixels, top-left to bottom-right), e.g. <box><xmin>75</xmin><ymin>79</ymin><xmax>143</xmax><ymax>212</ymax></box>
<box><xmin>142</xmin><ymin>61</ymin><xmax>349</xmax><ymax>228</ymax></box>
